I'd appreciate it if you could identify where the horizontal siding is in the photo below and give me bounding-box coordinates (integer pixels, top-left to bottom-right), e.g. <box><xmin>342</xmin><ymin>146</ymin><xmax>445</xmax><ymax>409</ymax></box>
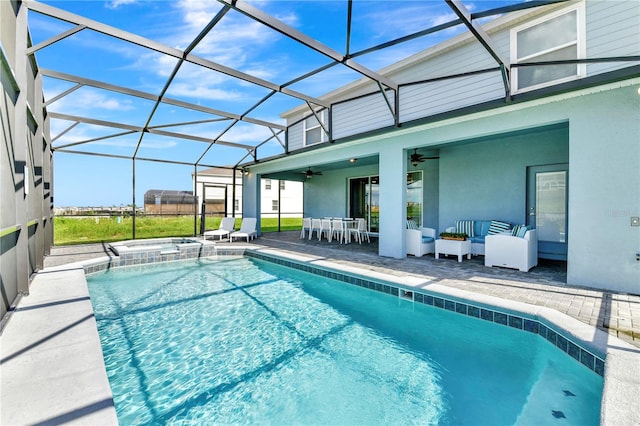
<box><xmin>392</xmin><ymin>40</ymin><xmax>500</xmax><ymax>84</ymax></box>
<box><xmin>400</xmin><ymin>72</ymin><xmax>504</xmax><ymax>123</ymax></box>
<box><xmin>586</xmin><ymin>0</ymin><xmax>640</xmax><ymax>75</ymax></box>
<box><xmin>284</xmin><ymin>1</ymin><xmax>637</xmax><ymax>148</ymax></box>
<box><xmin>287</xmin><ymin>122</ymin><xmax>304</xmax><ymax>151</ymax></box>
<box><xmin>332</xmin><ymin>92</ymin><xmax>396</xmax><ymax>140</ymax></box>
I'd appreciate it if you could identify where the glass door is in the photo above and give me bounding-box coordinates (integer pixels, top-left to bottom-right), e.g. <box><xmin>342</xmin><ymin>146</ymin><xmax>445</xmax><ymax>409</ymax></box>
<box><xmin>349</xmin><ymin>176</ymin><xmax>379</xmax><ymax>233</ymax></box>
<box><xmin>349</xmin><ymin>174</ymin><xmax>419</xmax><ymax>233</ymax></box>
<box><xmin>406</xmin><ymin>171</ymin><xmax>423</xmax><ymax>226</ymax></box>
<box><xmin>527</xmin><ymin>164</ymin><xmax>568</xmax><ymax>260</ymax></box>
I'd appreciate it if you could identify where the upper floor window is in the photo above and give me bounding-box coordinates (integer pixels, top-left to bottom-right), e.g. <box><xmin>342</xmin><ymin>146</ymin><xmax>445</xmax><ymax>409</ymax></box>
<box><xmin>511</xmin><ymin>4</ymin><xmax>585</xmax><ymax>93</ymax></box>
<box><xmin>303</xmin><ymin>110</ymin><xmax>328</xmax><ymax>146</ymax></box>
<box><xmin>264</xmin><ymin>179</ymin><xmax>271</xmax><ymax>190</ymax></box>
<box><xmin>272</xmin><ymin>200</ymin><xmax>279</xmax><ymax>211</ymax></box>
<box><xmin>279</xmin><ymin>180</ymin><xmax>285</xmax><ymax>190</ymax></box>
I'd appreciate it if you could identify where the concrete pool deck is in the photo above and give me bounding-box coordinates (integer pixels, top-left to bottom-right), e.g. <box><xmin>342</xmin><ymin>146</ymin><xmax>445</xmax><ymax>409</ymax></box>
<box><xmin>1</xmin><ymin>235</ymin><xmax>639</xmax><ymax>425</ymax></box>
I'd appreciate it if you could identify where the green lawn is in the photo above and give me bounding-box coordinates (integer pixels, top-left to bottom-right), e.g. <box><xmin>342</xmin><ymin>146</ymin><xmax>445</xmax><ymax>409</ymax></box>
<box><xmin>53</xmin><ymin>216</ymin><xmax>302</xmax><ymax>246</ymax></box>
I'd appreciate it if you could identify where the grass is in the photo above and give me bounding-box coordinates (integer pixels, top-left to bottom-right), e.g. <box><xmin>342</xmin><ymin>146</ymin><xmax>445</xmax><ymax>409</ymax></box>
<box><xmin>53</xmin><ymin>216</ymin><xmax>303</xmax><ymax>246</ymax></box>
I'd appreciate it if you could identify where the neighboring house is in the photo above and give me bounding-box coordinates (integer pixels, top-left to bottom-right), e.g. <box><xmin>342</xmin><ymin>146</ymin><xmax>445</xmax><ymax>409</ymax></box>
<box><xmin>193</xmin><ymin>167</ymin><xmax>303</xmax><ymax>219</ymax></box>
<box><xmin>241</xmin><ymin>1</ymin><xmax>640</xmax><ymax>294</ymax></box>
<box><xmin>143</xmin><ymin>190</ymin><xmax>197</xmax><ymax>215</ymax></box>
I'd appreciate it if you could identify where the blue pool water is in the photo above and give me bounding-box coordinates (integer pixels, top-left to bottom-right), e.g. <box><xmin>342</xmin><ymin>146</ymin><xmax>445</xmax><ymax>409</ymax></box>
<box><xmin>87</xmin><ymin>257</ymin><xmax>603</xmax><ymax>425</ymax></box>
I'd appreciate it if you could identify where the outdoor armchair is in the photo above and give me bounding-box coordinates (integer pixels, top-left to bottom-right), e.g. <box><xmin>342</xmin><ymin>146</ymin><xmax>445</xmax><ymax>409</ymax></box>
<box><xmin>406</xmin><ymin>224</ymin><xmax>436</xmax><ymax>257</ymax></box>
<box><xmin>485</xmin><ymin>228</ymin><xmax>538</xmax><ymax>272</ymax></box>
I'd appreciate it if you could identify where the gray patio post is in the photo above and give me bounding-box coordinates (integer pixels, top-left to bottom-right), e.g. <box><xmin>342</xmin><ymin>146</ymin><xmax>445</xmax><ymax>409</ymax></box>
<box><xmin>241</xmin><ymin>170</ymin><xmax>261</xmax><ymax>235</ymax></box>
<box><xmin>378</xmin><ymin>144</ymin><xmax>407</xmax><ymax>258</ymax></box>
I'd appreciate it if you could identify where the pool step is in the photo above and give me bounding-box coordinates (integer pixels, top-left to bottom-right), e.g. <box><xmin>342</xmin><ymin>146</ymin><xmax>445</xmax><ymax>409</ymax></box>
<box><xmin>514</xmin><ymin>362</ymin><xmax>590</xmax><ymax>426</ymax></box>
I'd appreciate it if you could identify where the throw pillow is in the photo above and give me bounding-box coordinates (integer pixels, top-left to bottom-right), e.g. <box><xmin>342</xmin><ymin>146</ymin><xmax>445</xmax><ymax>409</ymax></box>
<box><xmin>511</xmin><ymin>224</ymin><xmax>524</xmax><ymax>237</ymax></box>
<box><xmin>511</xmin><ymin>224</ymin><xmax>529</xmax><ymax>238</ymax></box>
<box><xmin>455</xmin><ymin>220</ymin><xmax>474</xmax><ymax>237</ymax></box>
<box><xmin>487</xmin><ymin>220</ymin><xmax>510</xmax><ymax>235</ymax></box>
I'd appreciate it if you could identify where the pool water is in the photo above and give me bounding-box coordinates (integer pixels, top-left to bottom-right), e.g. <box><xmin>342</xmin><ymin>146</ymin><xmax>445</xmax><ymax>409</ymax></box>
<box><xmin>87</xmin><ymin>257</ymin><xmax>603</xmax><ymax>425</ymax></box>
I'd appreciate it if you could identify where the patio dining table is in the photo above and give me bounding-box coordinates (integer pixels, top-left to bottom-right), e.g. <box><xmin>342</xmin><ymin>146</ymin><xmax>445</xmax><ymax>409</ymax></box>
<box><xmin>329</xmin><ymin>218</ymin><xmax>358</xmax><ymax>244</ymax></box>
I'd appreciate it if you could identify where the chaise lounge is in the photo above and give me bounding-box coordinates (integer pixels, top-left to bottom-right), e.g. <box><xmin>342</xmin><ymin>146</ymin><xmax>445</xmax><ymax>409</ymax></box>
<box><xmin>230</xmin><ymin>217</ymin><xmax>258</xmax><ymax>242</ymax></box>
<box><xmin>203</xmin><ymin>217</ymin><xmax>236</xmax><ymax>241</ymax></box>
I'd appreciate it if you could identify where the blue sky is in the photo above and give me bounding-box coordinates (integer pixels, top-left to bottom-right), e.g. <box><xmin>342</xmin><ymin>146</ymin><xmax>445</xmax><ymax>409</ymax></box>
<box><xmin>28</xmin><ymin>0</ymin><xmax>518</xmax><ymax>207</ymax></box>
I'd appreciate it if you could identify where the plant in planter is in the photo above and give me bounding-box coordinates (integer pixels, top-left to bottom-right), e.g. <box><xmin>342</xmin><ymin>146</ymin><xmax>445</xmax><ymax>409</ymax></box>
<box><xmin>439</xmin><ymin>232</ymin><xmax>468</xmax><ymax>241</ymax></box>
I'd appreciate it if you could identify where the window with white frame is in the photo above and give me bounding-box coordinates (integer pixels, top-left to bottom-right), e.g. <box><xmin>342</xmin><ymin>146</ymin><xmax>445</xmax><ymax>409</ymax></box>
<box><xmin>279</xmin><ymin>180</ymin><xmax>285</xmax><ymax>190</ymax></box>
<box><xmin>303</xmin><ymin>110</ymin><xmax>328</xmax><ymax>146</ymax></box>
<box><xmin>272</xmin><ymin>200</ymin><xmax>279</xmax><ymax>211</ymax></box>
<box><xmin>511</xmin><ymin>3</ymin><xmax>585</xmax><ymax>93</ymax></box>
<box><xmin>264</xmin><ymin>179</ymin><xmax>271</xmax><ymax>190</ymax></box>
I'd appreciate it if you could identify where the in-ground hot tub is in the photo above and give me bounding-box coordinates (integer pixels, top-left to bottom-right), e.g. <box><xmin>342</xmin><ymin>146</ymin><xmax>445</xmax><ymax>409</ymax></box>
<box><xmin>109</xmin><ymin>237</ymin><xmax>217</xmax><ymax>265</ymax></box>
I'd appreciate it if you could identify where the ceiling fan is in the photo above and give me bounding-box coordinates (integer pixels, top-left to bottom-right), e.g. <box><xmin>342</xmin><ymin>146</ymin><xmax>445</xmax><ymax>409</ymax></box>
<box><xmin>303</xmin><ymin>167</ymin><xmax>323</xmax><ymax>180</ymax></box>
<box><xmin>410</xmin><ymin>148</ymin><xmax>439</xmax><ymax>167</ymax></box>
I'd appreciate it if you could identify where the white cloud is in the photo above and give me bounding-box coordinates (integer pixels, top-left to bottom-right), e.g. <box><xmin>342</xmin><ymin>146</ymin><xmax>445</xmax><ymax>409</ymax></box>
<box><xmin>222</xmin><ymin>122</ymin><xmax>276</xmax><ymax>144</ymax></box>
<box><xmin>115</xmin><ymin>0</ymin><xmax>289</xmax><ymax>104</ymax></box>
<box><xmin>47</xmin><ymin>87</ymin><xmax>136</xmax><ymax>114</ymax></box>
<box><xmin>167</xmin><ymin>82</ymin><xmax>243</xmax><ymax>101</ymax></box>
<box><xmin>106</xmin><ymin>0</ymin><xmax>138</xmax><ymax>10</ymax></box>
<box><xmin>357</xmin><ymin>3</ymin><xmax>460</xmax><ymax>42</ymax></box>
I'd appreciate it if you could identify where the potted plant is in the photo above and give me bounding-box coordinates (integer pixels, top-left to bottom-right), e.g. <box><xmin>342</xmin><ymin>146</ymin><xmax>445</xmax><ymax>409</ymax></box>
<box><xmin>439</xmin><ymin>232</ymin><xmax>468</xmax><ymax>241</ymax></box>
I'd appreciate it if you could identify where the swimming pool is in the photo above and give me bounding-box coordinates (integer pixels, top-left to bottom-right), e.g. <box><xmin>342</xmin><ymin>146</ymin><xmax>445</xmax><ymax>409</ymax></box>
<box><xmin>87</xmin><ymin>257</ymin><xmax>603</xmax><ymax>425</ymax></box>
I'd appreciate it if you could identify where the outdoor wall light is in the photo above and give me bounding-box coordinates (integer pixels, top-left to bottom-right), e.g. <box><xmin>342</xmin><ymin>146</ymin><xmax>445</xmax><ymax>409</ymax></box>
<box><xmin>241</xmin><ymin>168</ymin><xmax>249</xmax><ymax>175</ymax></box>
<box><xmin>349</xmin><ymin>158</ymin><xmax>357</xmax><ymax>163</ymax></box>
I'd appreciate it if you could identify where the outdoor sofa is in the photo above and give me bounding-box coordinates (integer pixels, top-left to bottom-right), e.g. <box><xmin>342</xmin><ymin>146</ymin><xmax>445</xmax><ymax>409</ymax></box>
<box><xmin>447</xmin><ymin>219</ymin><xmax>538</xmax><ymax>271</ymax></box>
<box><xmin>445</xmin><ymin>220</ymin><xmax>510</xmax><ymax>256</ymax></box>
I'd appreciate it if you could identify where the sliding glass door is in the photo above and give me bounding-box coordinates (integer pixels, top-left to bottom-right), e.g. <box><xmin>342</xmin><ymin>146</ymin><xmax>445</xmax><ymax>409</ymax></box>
<box><xmin>349</xmin><ymin>172</ymin><xmax>422</xmax><ymax>233</ymax></box>
<box><xmin>407</xmin><ymin>171</ymin><xmax>423</xmax><ymax>226</ymax></box>
<box><xmin>349</xmin><ymin>176</ymin><xmax>379</xmax><ymax>233</ymax></box>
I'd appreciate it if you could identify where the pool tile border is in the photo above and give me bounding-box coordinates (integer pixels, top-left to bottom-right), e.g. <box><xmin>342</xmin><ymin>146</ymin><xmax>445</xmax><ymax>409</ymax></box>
<box><xmin>246</xmin><ymin>250</ymin><xmax>606</xmax><ymax>377</ymax></box>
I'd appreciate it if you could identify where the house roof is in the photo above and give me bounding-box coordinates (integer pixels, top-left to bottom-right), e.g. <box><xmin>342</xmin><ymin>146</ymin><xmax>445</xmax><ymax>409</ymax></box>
<box><xmin>143</xmin><ymin>190</ymin><xmax>196</xmax><ymax>204</ymax></box>
<box><xmin>193</xmin><ymin>167</ymin><xmax>237</xmax><ymax>177</ymax></box>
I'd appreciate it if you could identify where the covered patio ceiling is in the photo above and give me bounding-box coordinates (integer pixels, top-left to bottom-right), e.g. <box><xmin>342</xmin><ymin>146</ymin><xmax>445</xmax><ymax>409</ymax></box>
<box><xmin>27</xmin><ymin>0</ymin><xmax>570</xmax><ymax>174</ymax></box>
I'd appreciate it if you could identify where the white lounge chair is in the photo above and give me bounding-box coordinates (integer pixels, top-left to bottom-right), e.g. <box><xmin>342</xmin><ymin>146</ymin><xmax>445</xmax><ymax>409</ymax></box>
<box><xmin>203</xmin><ymin>217</ymin><xmax>236</xmax><ymax>241</ymax></box>
<box><xmin>230</xmin><ymin>218</ymin><xmax>258</xmax><ymax>242</ymax></box>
